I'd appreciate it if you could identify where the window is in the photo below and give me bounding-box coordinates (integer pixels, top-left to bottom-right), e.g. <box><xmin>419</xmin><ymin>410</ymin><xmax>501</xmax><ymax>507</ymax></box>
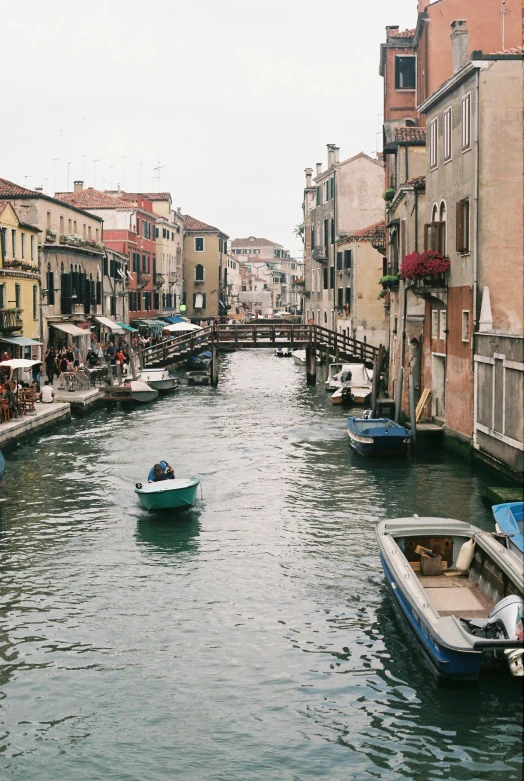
<box><xmin>424</xmin><ymin>214</ymin><xmax>446</xmax><ymax>255</ymax></box>
<box><xmin>88</xmin><ymin>225</ymin><xmax>91</xmax><ymax>239</ymax></box>
<box><xmin>193</xmin><ymin>292</ymin><xmax>206</xmax><ymax>309</ymax></box>
<box><xmin>195</xmin><ymin>237</ymin><xmax>204</xmax><ymax>252</ymax></box>
<box><xmin>47</xmin><ymin>269</ymin><xmax>55</xmax><ymax>305</ymax></box>
<box><xmin>15</xmin><ymin>283</ymin><xmax>21</xmax><ymax>308</ymax></box>
<box><xmin>443</xmin><ymin>108</ymin><xmax>452</xmax><ymax>161</ymax></box>
<box><xmin>59</xmin><ymin>216</ymin><xmax>64</xmax><ymax>234</ymax></box>
<box><xmin>30</xmin><ymin>235</ymin><xmax>35</xmax><ymax>261</ymax></box>
<box><xmin>73</xmin><ymin>220</ymin><xmax>77</xmax><ymax>233</ymax></box>
<box><xmin>395</xmin><ymin>56</ymin><xmax>416</xmax><ymax>90</ymax></box>
<box><xmin>68</xmin><ymin>219</ymin><xmax>72</xmax><ymax>233</ymax></box>
<box><xmin>33</xmin><ymin>285</ymin><xmax>38</xmax><ymax>320</ymax></box>
<box><xmin>337</xmin><ymin>288</ymin><xmax>343</xmax><ymax>308</ymax></box>
<box><xmin>323</xmin><ymin>218</ymin><xmax>329</xmax><ymax>249</ymax></box>
<box><xmin>430</xmin><ymin>118</ymin><xmax>438</xmax><ymax>169</ymax></box>
<box><xmin>462</xmin><ymin>311</ymin><xmax>470</xmax><ymax>342</ymax></box>
<box><xmin>0</xmin><ymin>284</ymin><xmax>4</xmax><ymax>308</ymax></box>
<box><xmin>462</xmin><ymin>93</ymin><xmax>471</xmax><ymax>150</ymax></box>
<box><xmin>0</xmin><ymin>228</ymin><xmax>6</xmax><ymax>258</ymax></box>
<box><xmin>46</xmin><ymin>211</ymin><xmax>51</xmax><ymax>229</ymax></box>
<box><xmin>311</xmin><ymin>226</ymin><xmax>315</xmax><ymax>250</ymax></box>
<box><xmin>336</xmin><ymin>252</ymin><xmax>343</xmax><ymax>271</ymax></box>
<box><xmin>431</xmin><ymin>309</ymin><xmax>439</xmax><ymax>338</ymax></box>
<box><xmin>323</xmin><ymin>268</ymin><xmax>328</xmax><ymax>289</ymax></box>
<box><xmin>324</xmin><ymin>181</ymin><xmax>329</xmax><ymax>203</ymax></box>
<box><xmin>329</xmin><ymin>266</ymin><xmax>335</xmax><ymax>289</ymax></box>
<box><xmin>316</xmin><ymin>186</ymin><xmax>321</xmax><ymax>206</ymax></box>
<box><xmin>439</xmin><ymin>310</ymin><xmax>447</xmax><ymax>340</ymax></box>
<box><xmin>136</xmin><ymin>218</ymin><xmax>140</xmax><ymax>235</ymax></box>
<box><xmin>21</xmin><ymin>233</ymin><xmax>25</xmax><ymax>259</ymax></box>
<box><xmin>330</xmin><ymin>217</ymin><xmax>335</xmax><ymax>245</ymax></box>
<box><xmin>11</xmin><ymin>230</ymin><xmax>16</xmax><ymax>257</ymax></box>
<box><xmin>439</xmin><ymin>202</ymin><xmax>447</xmax><ymax>255</ymax></box>
<box><xmin>345</xmin><ymin>286</ymin><xmax>351</xmax><ymax>305</ymax></box>
<box><xmin>456</xmin><ymin>198</ymin><xmax>470</xmax><ymax>253</ymax></box>
<box><xmin>330</xmin><ymin>177</ymin><xmax>335</xmax><ymax>199</ymax></box>
<box><xmin>82</xmin><ymin>224</ymin><xmax>86</xmax><ymax>238</ymax></box>
<box><xmin>195</xmin><ymin>263</ymin><xmax>204</xmax><ymax>281</ymax></box>
<box><xmin>343</xmin><ymin>249</ymin><xmax>352</xmax><ymax>270</ymax></box>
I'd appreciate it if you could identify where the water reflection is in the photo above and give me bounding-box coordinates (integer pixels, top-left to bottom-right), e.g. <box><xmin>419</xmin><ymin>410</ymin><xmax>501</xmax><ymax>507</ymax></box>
<box><xmin>135</xmin><ymin>512</ymin><xmax>201</xmax><ymax>555</ymax></box>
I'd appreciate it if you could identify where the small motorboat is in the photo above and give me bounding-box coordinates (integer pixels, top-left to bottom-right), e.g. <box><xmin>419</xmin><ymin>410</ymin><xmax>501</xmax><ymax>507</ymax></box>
<box><xmin>493</xmin><ymin>502</ymin><xmax>524</xmax><ymax>561</ymax></box>
<box><xmin>376</xmin><ymin>516</ymin><xmax>524</xmax><ymax>684</ymax></box>
<box><xmin>291</xmin><ymin>349</ymin><xmax>320</xmax><ymax>365</ymax></box>
<box><xmin>325</xmin><ymin>363</ymin><xmax>372</xmax><ymax>400</ymax></box>
<box><xmin>186</xmin><ymin>351</ymin><xmax>212</xmax><ymax>370</ymax></box>
<box><xmin>128</xmin><ymin>380</ymin><xmax>159</xmax><ymax>403</ymax></box>
<box><xmin>347</xmin><ymin>416</ymin><xmax>412</xmax><ymax>453</ymax></box>
<box><xmin>186</xmin><ymin>370</ymin><xmax>210</xmax><ymax>386</ymax></box>
<box><xmin>275</xmin><ymin>347</ymin><xmax>293</xmax><ymax>357</ymax></box>
<box><xmin>140</xmin><ymin>368</ymin><xmax>179</xmax><ymax>393</ymax></box>
<box><xmin>135</xmin><ymin>477</ymin><xmax>200</xmax><ymax>511</ymax></box>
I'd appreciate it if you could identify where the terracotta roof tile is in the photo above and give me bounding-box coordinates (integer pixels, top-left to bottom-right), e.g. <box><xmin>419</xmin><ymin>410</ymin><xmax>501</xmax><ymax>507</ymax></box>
<box><xmin>395</xmin><ymin>126</ymin><xmax>426</xmax><ymax>144</ymax></box>
<box><xmin>118</xmin><ymin>191</ymin><xmax>171</xmax><ymax>201</ymax></box>
<box><xmin>0</xmin><ymin>177</ymin><xmax>37</xmax><ymax>197</ymax></box>
<box><xmin>349</xmin><ymin>220</ymin><xmax>386</xmax><ymax>241</ymax></box>
<box><xmin>389</xmin><ymin>28</ymin><xmax>415</xmax><ymax>39</ymax></box>
<box><xmin>231</xmin><ymin>236</ymin><xmax>281</xmax><ymax>247</ymax></box>
<box><xmin>406</xmin><ymin>175</ymin><xmax>426</xmax><ymax>187</ymax></box>
<box><xmin>183</xmin><ymin>215</ymin><xmax>221</xmax><ymax>232</ymax></box>
<box><xmin>55</xmin><ymin>188</ymin><xmax>137</xmax><ymax>210</ymax></box>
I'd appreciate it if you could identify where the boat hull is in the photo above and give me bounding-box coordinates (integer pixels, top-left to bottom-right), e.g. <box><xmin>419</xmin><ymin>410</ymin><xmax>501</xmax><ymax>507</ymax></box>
<box><xmin>135</xmin><ymin>478</ymin><xmax>200</xmax><ymax>511</ymax></box>
<box><xmin>347</xmin><ymin>417</ymin><xmax>411</xmax><ymax>455</ymax></box>
<box><xmin>186</xmin><ymin>371</ymin><xmax>210</xmax><ymax>386</ymax></box>
<box><xmin>493</xmin><ymin>502</ymin><xmax>524</xmax><ymax>560</ymax></box>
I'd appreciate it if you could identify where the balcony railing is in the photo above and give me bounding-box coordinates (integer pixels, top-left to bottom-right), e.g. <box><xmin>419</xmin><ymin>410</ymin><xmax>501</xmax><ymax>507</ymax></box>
<box><xmin>0</xmin><ymin>308</ymin><xmax>23</xmax><ymax>333</ymax></box>
<box><xmin>154</xmin><ymin>273</ymin><xmax>165</xmax><ymax>288</ymax></box>
<box><xmin>413</xmin><ymin>273</ymin><xmax>448</xmax><ymax>291</ymax></box>
<box><xmin>312</xmin><ymin>245</ymin><xmax>328</xmax><ymax>262</ymax></box>
<box><xmin>137</xmin><ymin>272</ymin><xmax>151</xmax><ymax>287</ymax></box>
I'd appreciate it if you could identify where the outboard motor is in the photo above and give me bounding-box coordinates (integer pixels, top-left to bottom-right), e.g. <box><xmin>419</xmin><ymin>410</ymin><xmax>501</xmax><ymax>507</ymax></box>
<box><xmin>363</xmin><ymin>409</ymin><xmax>373</xmax><ymax>420</ymax></box>
<box><xmin>486</xmin><ymin>595</ymin><xmax>524</xmax><ymax>676</ymax></box>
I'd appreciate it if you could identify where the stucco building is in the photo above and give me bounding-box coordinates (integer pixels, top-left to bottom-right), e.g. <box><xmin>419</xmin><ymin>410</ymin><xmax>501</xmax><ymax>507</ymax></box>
<box><xmin>183</xmin><ymin>216</ymin><xmax>229</xmax><ymax>320</ymax></box>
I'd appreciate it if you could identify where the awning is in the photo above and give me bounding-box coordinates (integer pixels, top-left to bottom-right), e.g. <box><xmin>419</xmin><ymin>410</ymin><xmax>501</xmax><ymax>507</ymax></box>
<box><xmin>95</xmin><ymin>316</ymin><xmax>125</xmax><ymax>334</ymax></box>
<box><xmin>0</xmin><ymin>335</ymin><xmax>42</xmax><ymax>346</ymax></box>
<box><xmin>164</xmin><ymin>315</ymin><xmax>186</xmax><ymax>324</ymax></box>
<box><xmin>133</xmin><ymin>318</ymin><xmax>164</xmax><ymax>333</ymax></box>
<box><xmin>51</xmin><ymin>322</ymin><xmax>90</xmax><ymax>337</ymax></box>
<box><xmin>117</xmin><ymin>322</ymin><xmax>138</xmax><ymax>333</ymax></box>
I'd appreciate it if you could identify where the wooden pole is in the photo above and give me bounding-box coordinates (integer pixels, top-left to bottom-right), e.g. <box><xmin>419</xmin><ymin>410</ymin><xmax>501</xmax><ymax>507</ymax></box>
<box><xmin>370</xmin><ymin>354</ymin><xmax>379</xmax><ymax>417</ymax></box>
<box><xmin>211</xmin><ymin>346</ymin><xmax>219</xmax><ymax>386</ymax></box>
<box><xmin>306</xmin><ymin>345</ymin><xmax>317</xmax><ymax>385</ymax></box>
<box><xmin>395</xmin><ymin>366</ymin><xmax>404</xmax><ymax>422</ymax></box>
<box><xmin>409</xmin><ymin>371</ymin><xmax>417</xmax><ymax>444</ymax></box>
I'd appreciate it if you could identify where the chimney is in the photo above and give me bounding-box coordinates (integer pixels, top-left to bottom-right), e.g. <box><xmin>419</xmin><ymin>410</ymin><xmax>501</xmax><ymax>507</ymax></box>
<box><xmin>386</xmin><ymin>25</ymin><xmax>399</xmax><ymax>39</ymax></box>
<box><xmin>327</xmin><ymin>143</ymin><xmax>336</xmax><ymax>168</ymax></box>
<box><xmin>315</xmin><ymin>162</ymin><xmax>322</xmax><ymax>176</ymax></box>
<box><xmin>74</xmin><ymin>180</ymin><xmax>84</xmax><ymax>193</ymax></box>
<box><xmin>305</xmin><ymin>167</ymin><xmax>313</xmax><ymax>187</ymax></box>
<box><xmin>34</xmin><ymin>186</ymin><xmax>43</xmax><ymax>192</ymax></box>
<box><xmin>451</xmin><ymin>20</ymin><xmax>468</xmax><ymax>74</ymax></box>
<box><xmin>333</xmin><ymin>146</ymin><xmax>340</xmax><ymax>165</ymax></box>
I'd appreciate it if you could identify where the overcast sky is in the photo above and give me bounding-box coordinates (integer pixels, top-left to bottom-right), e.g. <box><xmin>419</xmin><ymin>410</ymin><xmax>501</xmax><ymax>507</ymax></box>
<box><xmin>3</xmin><ymin>0</ymin><xmax>415</xmax><ymax>257</ymax></box>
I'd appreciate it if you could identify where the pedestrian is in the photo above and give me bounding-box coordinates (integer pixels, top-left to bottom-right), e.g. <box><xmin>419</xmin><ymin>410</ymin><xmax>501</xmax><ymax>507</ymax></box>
<box><xmin>31</xmin><ymin>360</ymin><xmax>42</xmax><ymax>391</ymax></box>
<box><xmin>44</xmin><ymin>348</ymin><xmax>57</xmax><ymax>384</ymax></box>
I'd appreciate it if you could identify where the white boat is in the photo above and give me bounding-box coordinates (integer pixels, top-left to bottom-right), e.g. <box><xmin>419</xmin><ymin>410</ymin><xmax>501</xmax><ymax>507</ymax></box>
<box><xmin>292</xmin><ymin>349</ymin><xmax>320</xmax><ymax>365</ymax></box>
<box><xmin>127</xmin><ymin>380</ymin><xmax>159</xmax><ymax>403</ymax></box>
<box><xmin>275</xmin><ymin>347</ymin><xmax>293</xmax><ymax>357</ymax></box>
<box><xmin>140</xmin><ymin>368</ymin><xmax>179</xmax><ymax>392</ymax></box>
<box><xmin>325</xmin><ymin>362</ymin><xmax>373</xmax><ymax>405</ymax></box>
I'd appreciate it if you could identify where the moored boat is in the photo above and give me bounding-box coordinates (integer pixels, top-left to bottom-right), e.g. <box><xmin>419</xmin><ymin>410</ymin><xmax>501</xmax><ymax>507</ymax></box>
<box><xmin>493</xmin><ymin>502</ymin><xmax>524</xmax><ymax>560</ymax></box>
<box><xmin>186</xmin><ymin>370</ymin><xmax>210</xmax><ymax>386</ymax></box>
<box><xmin>292</xmin><ymin>349</ymin><xmax>320</xmax><ymax>365</ymax></box>
<box><xmin>376</xmin><ymin>516</ymin><xmax>524</xmax><ymax>684</ymax></box>
<box><xmin>325</xmin><ymin>363</ymin><xmax>372</xmax><ymax>400</ymax></box>
<box><xmin>186</xmin><ymin>351</ymin><xmax>212</xmax><ymax>370</ymax></box>
<box><xmin>140</xmin><ymin>368</ymin><xmax>179</xmax><ymax>393</ymax></box>
<box><xmin>275</xmin><ymin>347</ymin><xmax>293</xmax><ymax>357</ymax></box>
<box><xmin>347</xmin><ymin>416</ymin><xmax>412</xmax><ymax>454</ymax></box>
<box><xmin>135</xmin><ymin>477</ymin><xmax>200</xmax><ymax>511</ymax></box>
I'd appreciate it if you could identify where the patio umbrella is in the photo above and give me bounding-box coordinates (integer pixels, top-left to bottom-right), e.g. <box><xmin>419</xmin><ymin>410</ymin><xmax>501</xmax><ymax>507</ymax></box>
<box><xmin>162</xmin><ymin>322</ymin><xmax>202</xmax><ymax>333</ymax></box>
<box><xmin>0</xmin><ymin>359</ymin><xmax>42</xmax><ymax>368</ymax></box>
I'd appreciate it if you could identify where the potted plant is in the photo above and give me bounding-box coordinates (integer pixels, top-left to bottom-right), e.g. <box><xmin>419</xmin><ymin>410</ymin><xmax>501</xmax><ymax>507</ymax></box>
<box><xmin>379</xmin><ymin>273</ymin><xmax>401</xmax><ymax>289</ymax></box>
<box><xmin>400</xmin><ymin>250</ymin><xmax>450</xmax><ymax>281</ymax></box>
<box><xmin>383</xmin><ymin>188</ymin><xmax>395</xmax><ymax>202</ymax></box>
<box><xmin>46</xmin><ymin>229</ymin><xmax>57</xmax><ymax>242</ymax></box>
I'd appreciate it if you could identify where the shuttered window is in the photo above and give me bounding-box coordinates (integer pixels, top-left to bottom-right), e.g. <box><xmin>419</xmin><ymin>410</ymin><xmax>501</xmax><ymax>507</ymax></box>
<box><xmin>462</xmin><ymin>94</ymin><xmax>471</xmax><ymax>150</ymax></box>
<box><xmin>456</xmin><ymin>199</ymin><xmax>470</xmax><ymax>253</ymax></box>
<box><xmin>336</xmin><ymin>252</ymin><xmax>343</xmax><ymax>271</ymax></box>
<box><xmin>424</xmin><ymin>222</ymin><xmax>445</xmax><ymax>254</ymax></box>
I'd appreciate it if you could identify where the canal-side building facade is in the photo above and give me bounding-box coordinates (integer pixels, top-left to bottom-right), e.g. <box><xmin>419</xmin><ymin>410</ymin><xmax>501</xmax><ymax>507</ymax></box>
<box><xmin>0</xmin><ymin>200</ymin><xmax>41</xmax><ymax>357</ymax></box>
<box><xmin>418</xmin><ymin>50</ymin><xmax>524</xmax><ymax>474</ymax></box>
<box><xmin>183</xmin><ymin>216</ymin><xmax>229</xmax><ymax>320</ymax></box>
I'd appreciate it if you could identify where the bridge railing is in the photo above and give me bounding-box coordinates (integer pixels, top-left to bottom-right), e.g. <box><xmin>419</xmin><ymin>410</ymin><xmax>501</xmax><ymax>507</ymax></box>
<box><xmin>312</xmin><ymin>325</ymin><xmax>378</xmax><ymax>364</ymax></box>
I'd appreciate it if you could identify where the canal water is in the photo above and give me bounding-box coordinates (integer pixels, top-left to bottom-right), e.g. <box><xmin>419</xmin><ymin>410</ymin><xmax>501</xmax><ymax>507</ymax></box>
<box><xmin>1</xmin><ymin>351</ymin><xmax>522</xmax><ymax>780</ymax></box>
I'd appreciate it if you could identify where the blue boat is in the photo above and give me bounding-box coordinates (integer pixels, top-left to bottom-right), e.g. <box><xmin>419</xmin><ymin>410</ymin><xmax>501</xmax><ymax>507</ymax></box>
<box><xmin>492</xmin><ymin>502</ymin><xmax>524</xmax><ymax>560</ymax></box>
<box><xmin>186</xmin><ymin>351</ymin><xmax>212</xmax><ymax>370</ymax></box>
<box><xmin>376</xmin><ymin>516</ymin><xmax>524</xmax><ymax>684</ymax></box>
<box><xmin>346</xmin><ymin>416</ymin><xmax>412</xmax><ymax>454</ymax></box>
<box><xmin>135</xmin><ymin>478</ymin><xmax>200</xmax><ymax>511</ymax></box>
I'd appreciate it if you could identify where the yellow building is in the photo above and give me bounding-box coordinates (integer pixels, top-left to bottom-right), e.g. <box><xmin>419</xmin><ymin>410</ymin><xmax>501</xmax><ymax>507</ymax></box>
<box><xmin>0</xmin><ymin>201</ymin><xmax>41</xmax><ymax>357</ymax></box>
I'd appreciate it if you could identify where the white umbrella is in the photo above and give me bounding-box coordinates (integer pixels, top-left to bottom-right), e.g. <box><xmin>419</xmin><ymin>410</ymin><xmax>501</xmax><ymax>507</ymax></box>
<box><xmin>162</xmin><ymin>322</ymin><xmax>202</xmax><ymax>333</ymax></box>
<box><xmin>0</xmin><ymin>359</ymin><xmax>41</xmax><ymax>368</ymax></box>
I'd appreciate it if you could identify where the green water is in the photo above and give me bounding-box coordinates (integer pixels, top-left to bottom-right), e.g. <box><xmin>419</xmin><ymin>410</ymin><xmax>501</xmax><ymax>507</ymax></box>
<box><xmin>1</xmin><ymin>351</ymin><xmax>522</xmax><ymax>780</ymax></box>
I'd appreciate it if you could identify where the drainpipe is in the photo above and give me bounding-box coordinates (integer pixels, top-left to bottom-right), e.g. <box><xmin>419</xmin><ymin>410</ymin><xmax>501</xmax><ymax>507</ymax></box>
<box><xmin>472</xmin><ymin>66</ymin><xmax>481</xmax><ymax>446</ymax></box>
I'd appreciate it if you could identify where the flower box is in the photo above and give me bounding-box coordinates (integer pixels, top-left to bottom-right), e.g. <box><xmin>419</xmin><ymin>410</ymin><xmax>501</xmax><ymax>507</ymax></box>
<box><xmin>400</xmin><ymin>251</ymin><xmax>450</xmax><ymax>281</ymax></box>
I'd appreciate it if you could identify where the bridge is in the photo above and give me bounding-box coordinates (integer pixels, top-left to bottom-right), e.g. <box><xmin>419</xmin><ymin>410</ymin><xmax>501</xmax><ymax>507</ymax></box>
<box><xmin>140</xmin><ymin>323</ymin><xmax>379</xmax><ymax>385</ymax></box>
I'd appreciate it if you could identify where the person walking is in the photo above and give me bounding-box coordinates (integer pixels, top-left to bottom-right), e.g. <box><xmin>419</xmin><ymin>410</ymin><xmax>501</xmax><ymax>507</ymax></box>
<box><xmin>44</xmin><ymin>348</ymin><xmax>57</xmax><ymax>384</ymax></box>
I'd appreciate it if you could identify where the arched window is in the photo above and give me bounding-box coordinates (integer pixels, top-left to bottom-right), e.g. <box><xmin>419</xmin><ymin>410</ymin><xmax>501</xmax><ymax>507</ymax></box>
<box><xmin>195</xmin><ymin>263</ymin><xmax>204</xmax><ymax>281</ymax></box>
<box><xmin>405</xmin><ymin>118</ymin><xmax>416</xmax><ymax>127</ymax></box>
<box><xmin>431</xmin><ymin>204</ymin><xmax>439</xmax><ymax>223</ymax></box>
<box><xmin>439</xmin><ymin>201</ymin><xmax>447</xmax><ymax>255</ymax></box>
<box><xmin>324</xmin><ymin>311</ymin><xmax>328</xmax><ymax>324</ymax></box>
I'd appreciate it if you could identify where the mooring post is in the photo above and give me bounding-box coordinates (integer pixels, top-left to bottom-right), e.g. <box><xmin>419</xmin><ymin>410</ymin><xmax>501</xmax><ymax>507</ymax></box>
<box><xmin>130</xmin><ymin>350</ymin><xmax>139</xmax><ymax>380</ymax></box>
<box><xmin>409</xmin><ymin>372</ymin><xmax>417</xmax><ymax>444</ymax></box>
<box><xmin>395</xmin><ymin>366</ymin><xmax>404</xmax><ymax>422</ymax></box>
<box><xmin>306</xmin><ymin>346</ymin><xmax>317</xmax><ymax>386</ymax></box>
<box><xmin>211</xmin><ymin>346</ymin><xmax>219</xmax><ymax>386</ymax></box>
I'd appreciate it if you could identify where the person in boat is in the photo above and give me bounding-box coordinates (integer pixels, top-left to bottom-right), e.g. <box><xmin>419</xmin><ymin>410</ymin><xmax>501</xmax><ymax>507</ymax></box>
<box><xmin>148</xmin><ymin>461</ymin><xmax>175</xmax><ymax>483</ymax></box>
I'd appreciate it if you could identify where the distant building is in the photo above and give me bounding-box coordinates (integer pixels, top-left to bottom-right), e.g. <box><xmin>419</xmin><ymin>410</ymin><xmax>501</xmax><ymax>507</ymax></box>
<box><xmin>183</xmin><ymin>216</ymin><xmax>229</xmax><ymax>320</ymax></box>
<box><xmin>231</xmin><ymin>236</ymin><xmax>301</xmax><ymax>315</ymax></box>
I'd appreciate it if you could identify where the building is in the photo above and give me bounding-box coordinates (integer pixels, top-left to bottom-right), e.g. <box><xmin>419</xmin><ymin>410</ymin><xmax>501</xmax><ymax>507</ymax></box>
<box><xmin>224</xmin><ymin>253</ymin><xmax>244</xmax><ymax>319</ymax></box>
<box><xmin>418</xmin><ymin>47</ymin><xmax>523</xmax><ymax>474</ymax></box>
<box><xmin>183</xmin><ymin>216</ymin><xmax>229</xmax><ymax>320</ymax></box>
<box><xmin>0</xmin><ymin>201</ymin><xmax>41</xmax><ymax>357</ymax></box>
<box><xmin>0</xmin><ymin>177</ymin><xmax>109</xmax><ymax>352</ymax></box>
<box><xmin>304</xmin><ymin>145</ymin><xmax>385</xmax><ymax>331</ymax></box>
<box><xmin>55</xmin><ymin>184</ymin><xmax>156</xmax><ymax>328</ymax></box>
<box><xmin>332</xmin><ymin>221</ymin><xmax>387</xmax><ymax>349</ymax></box>
<box><xmin>231</xmin><ymin>236</ymin><xmax>302</xmax><ymax>315</ymax></box>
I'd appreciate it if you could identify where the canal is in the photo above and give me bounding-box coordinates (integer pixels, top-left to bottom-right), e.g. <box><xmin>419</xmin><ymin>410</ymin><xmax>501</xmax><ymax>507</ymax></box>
<box><xmin>1</xmin><ymin>351</ymin><xmax>522</xmax><ymax>780</ymax></box>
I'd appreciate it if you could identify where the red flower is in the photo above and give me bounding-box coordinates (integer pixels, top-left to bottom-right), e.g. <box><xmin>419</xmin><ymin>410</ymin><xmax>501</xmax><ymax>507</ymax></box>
<box><xmin>400</xmin><ymin>251</ymin><xmax>450</xmax><ymax>280</ymax></box>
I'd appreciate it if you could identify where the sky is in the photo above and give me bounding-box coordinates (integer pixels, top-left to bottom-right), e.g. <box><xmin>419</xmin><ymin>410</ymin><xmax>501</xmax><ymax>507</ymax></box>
<box><xmin>2</xmin><ymin>0</ymin><xmax>416</xmax><ymax>258</ymax></box>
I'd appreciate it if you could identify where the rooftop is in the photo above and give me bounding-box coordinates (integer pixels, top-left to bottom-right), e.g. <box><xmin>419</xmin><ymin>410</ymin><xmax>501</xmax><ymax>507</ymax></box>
<box><xmin>389</xmin><ymin>28</ymin><xmax>416</xmax><ymax>39</ymax></box>
<box><xmin>349</xmin><ymin>220</ymin><xmax>386</xmax><ymax>242</ymax></box>
<box><xmin>55</xmin><ymin>188</ymin><xmax>139</xmax><ymax>210</ymax></box>
<box><xmin>117</xmin><ymin>191</ymin><xmax>172</xmax><ymax>202</ymax></box>
<box><xmin>231</xmin><ymin>236</ymin><xmax>282</xmax><ymax>247</ymax></box>
<box><xmin>184</xmin><ymin>215</ymin><xmax>227</xmax><ymax>234</ymax></box>
<box><xmin>0</xmin><ymin>177</ymin><xmax>37</xmax><ymax>197</ymax></box>
<box><xmin>394</xmin><ymin>126</ymin><xmax>426</xmax><ymax>145</ymax></box>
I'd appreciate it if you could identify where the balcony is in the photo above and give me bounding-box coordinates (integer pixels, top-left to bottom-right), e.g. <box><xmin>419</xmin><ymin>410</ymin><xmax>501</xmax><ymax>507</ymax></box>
<box><xmin>0</xmin><ymin>308</ymin><xmax>23</xmax><ymax>333</ymax></box>
<box><xmin>413</xmin><ymin>273</ymin><xmax>448</xmax><ymax>292</ymax></box>
<box><xmin>312</xmin><ymin>245</ymin><xmax>328</xmax><ymax>262</ymax></box>
<box><xmin>137</xmin><ymin>272</ymin><xmax>151</xmax><ymax>287</ymax></box>
<box><xmin>154</xmin><ymin>273</ymin><xmax>165</xmax><ymax>288</ymax></box>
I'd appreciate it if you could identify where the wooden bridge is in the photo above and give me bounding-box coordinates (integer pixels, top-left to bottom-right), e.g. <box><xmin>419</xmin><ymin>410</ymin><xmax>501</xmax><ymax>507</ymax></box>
<box><xmin>140</xmin><ymin>323</ymin><xmax>379</xmax><ymax>378</ymax></box>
